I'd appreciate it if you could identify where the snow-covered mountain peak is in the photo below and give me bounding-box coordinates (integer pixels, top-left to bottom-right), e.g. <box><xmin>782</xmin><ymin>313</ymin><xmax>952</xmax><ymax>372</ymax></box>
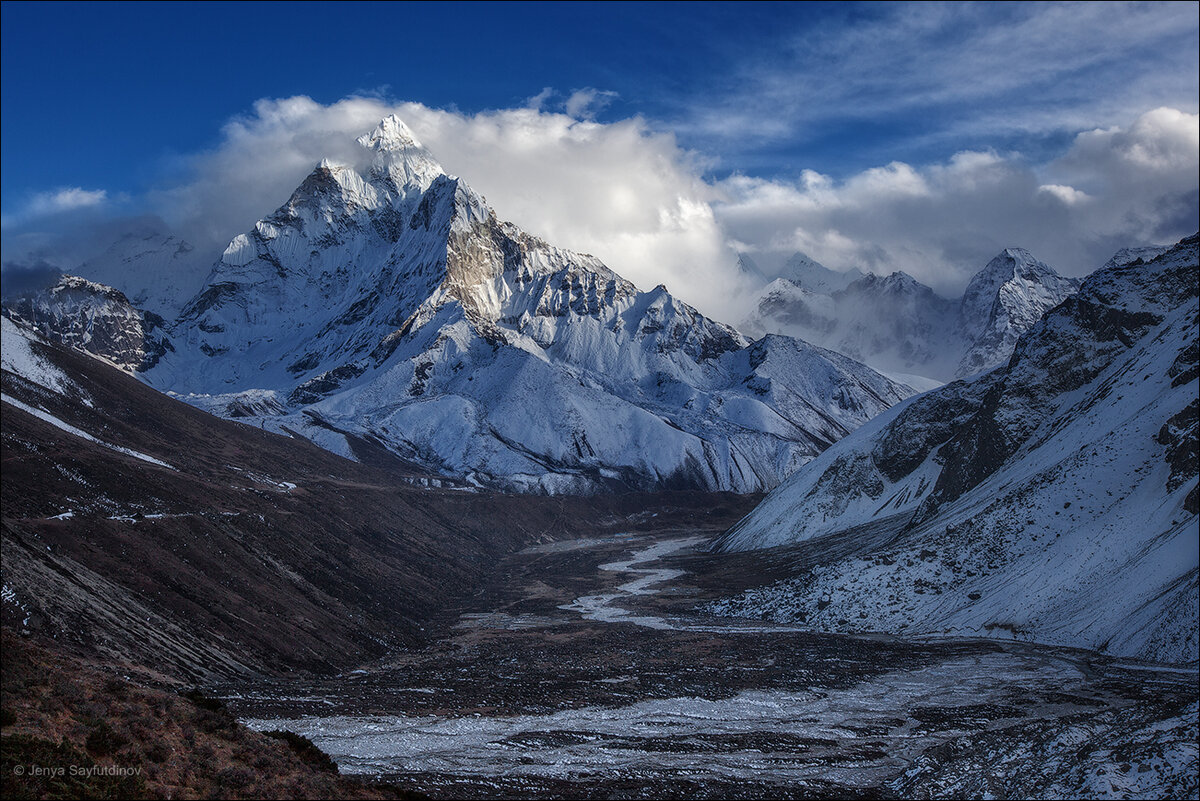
<box><xmin>357</xmin><ymin>113</ymin><xmax>425</xmax><ymax>152</ymax></box>
<box><xmin>125</xmin><ymin>116</ymin><xmax>918</xmax><ymax>494</ymax></box>
<box><xmin>1101</xmin><ymin>244</ymin><xmax>1171</xmax><ymax>270</ymax></box>
<box><xmin>2</xmin><ymin>275</ymin><xmax>172</xmax><ymax>373</ymax></box>
<box><xmin>976</xmin><ymin>247</ymin><xmax>1055</xmax><ymax>281</ymax></box>
<box><xmin>962</xmin><ymin>249</ymin><xmax>1057</xmax><ymax>307</ymax></box>
<box><xmin>955</xmin><ymin>247</ymin><xmax>1079</xmax><ymax>378</ymax></box>
<box><xmin>779</xmin><ymin>252</ymin><xmax>863</xmax><ymax>295</ymax></box>
<box><xmin>852</xmin><ymin>270</ymin><xmax>929</xmax><ymax>297</ymax></box>
<box><xmin>354</xmin><ymin>114</ymin><xmax>445</xmax><ymax>194</ymax></box>
<box><xmin>735</xmin><ymin>253</ymin><xmax>766</xmax><ymax>284</ymax></box>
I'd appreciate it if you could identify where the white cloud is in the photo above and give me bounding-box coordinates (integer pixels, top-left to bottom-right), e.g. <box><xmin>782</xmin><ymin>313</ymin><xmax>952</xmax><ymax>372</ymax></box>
<box><xmin>148</xmin><ymin>95</ymin><xmax>745</xmax><ymax>320</ymax></box>
<box><xmin>1</xmin><ymin>187</ymin><xmax>108</xmax><ymax>228</ymax></box>
<box><xmin>563</xmin><ymin>88</ymin><xmax>619</xmax><ymax>120</ymax></box>
<box><xmin>1037</xmin><ymin>184</ymin><xmax>1091</xmax><ymax>205</ymax></box>
<box><xmin>32</xmin><ymin>187</ymin><xmax>108</xmax><ymax>214</ymax></box>
<box><xmin>714</xmin><ymin>108</ymin><xmax>1199</xmax><ymax>294</ymax></box>
<box><xmin>6</xmin><ymin>99</ymin><xmax>1195</xmax><ymax>327</ymax></box>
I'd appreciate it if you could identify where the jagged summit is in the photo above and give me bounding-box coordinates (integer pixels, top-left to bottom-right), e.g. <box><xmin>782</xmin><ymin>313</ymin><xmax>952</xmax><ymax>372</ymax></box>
<box><xmin>860</xmin><ymin>271</ymin><xmax>926</xmax><ymax>291</ymax></box>
<box><xmin>735</xmin><ymin>253</ymin><xmax>766</xmax><ymax>283</ymax></box>
<box><xmin>779</xmin><ymin>252</ymin><xmax>863</xmax><ymax>295</ymax></box>
<box><xmin>354</xmin><ymin>114</ymin><xmax>446</xmax><ymax>192</ymax></box>
<box><xmin>974</xmin><ymin>247</ymin><xmax>1058</xmax><ymax>281</ymax></box>
<box><xmin>358</xmin><ymin>113</ymin><xmax>425</xmax><ymax>152</ymax></box>
<box><xmin>267</xmin><ymin>117</ymin><xmax>449</xmax><ymax>227</ymax></box>
<box><xmin>2</xmin><ymin>275</ymin><xmax>171</xmax><ymax>373</ymax></box>
<box><xmin>955</xmin><ymin>248</ymin><xmax>1079</xmax><ymax>378</ymax></box>
<box><xmin>1102</xmin><ymin>244</ymin><xmax>1171</xmax><ymax>270</ymax></box>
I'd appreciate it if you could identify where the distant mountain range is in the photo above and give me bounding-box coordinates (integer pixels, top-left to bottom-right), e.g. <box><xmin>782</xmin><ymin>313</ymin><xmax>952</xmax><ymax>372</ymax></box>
<box><xmin>741</xmin><ymin>247</ymin><xmax>1119</xmax><ymax>383</ymax></box>
<box><xmin>712</xmin><ymin>234</ymin><xmax>1199</xmax><ymax>663</ymax></box>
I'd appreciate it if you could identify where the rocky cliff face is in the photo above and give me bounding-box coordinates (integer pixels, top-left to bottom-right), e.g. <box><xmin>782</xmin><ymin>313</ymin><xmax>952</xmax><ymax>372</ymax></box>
<box><xmin>3</xmin><ymin>276</ymin><xmax>172</xmax><ymax>372</ymax></box>
<box><xmin>954</xmin><ymin>248</ymin><xmax>1080</xmax><ymax>379</ymax></box>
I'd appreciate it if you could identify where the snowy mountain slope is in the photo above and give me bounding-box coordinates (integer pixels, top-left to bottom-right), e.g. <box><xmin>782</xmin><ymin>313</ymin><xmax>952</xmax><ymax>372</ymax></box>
<box><xmin>1102</xmin><ymin>244</ymin><xmax>1172</xmax><ymax>270</ymax></box>
<box><xmin>6</xmin><ymin>313</ymin><xmax>726</xmax><ymax>679</ymax></box>
<box><xmin>743</xmin><ymin>250</ymin><xmax>1082</xmax><ymax>383</ymax></box>
<box><xmin>710</xmin><ymin>234</ymin><xmax>1200</xmax><ymax>664</ymax></box>
<box><xmin>132</xmin><ymin>116</ymin><xmax>913</xmax><ymax>494</ymax></box>
<box><xmin>2</xmin><ymin>276</ymin><xmax>173</xmax><ymax>372</ymax></box>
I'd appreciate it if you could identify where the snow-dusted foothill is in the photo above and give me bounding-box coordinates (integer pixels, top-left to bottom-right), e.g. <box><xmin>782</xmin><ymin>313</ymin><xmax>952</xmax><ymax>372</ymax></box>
<box><xmin>3</xmin><ymin>276</ymin><xmax>173</xmax><ymax>373</ymax></box>
<box><xmin>118</xmin><ymin>116</ymin><xmax>912</xmax><ymax>493</ymax></box>
<box><xmin>0</xmin><ymin>315</ymin><xmax>82</xmax><ymax>399</ymax></box>
<box><xmin>743</xmin><ymin>249</ymin><xmax>1081</xmax><ymax>383</ymax></box>
<box><xmin>712</xmin><ymin>234</ymin><xmax>1200</xmax><ymax>664</ymax></box>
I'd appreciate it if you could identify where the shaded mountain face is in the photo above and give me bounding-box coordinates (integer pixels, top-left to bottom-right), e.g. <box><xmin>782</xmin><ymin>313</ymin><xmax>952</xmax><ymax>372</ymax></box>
<box><xmin>21</xmin><ymin>116</ymin><xmax>913</xmax><ymax>495</ymax></box>
<box><xmin>744</xmin><ymin>250</ymin><xmax>1080</xmax><ymax>383</ymax></box>
<box><xmin>713</xmin><ymin>234</ymin><xmax>1199</xmax><ymax>664</ymax></box>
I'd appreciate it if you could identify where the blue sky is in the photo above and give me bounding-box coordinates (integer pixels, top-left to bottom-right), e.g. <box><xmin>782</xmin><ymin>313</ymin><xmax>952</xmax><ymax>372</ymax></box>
<box><xmin>2</xmin><ymin>1</ymin><xmax>1197</xmax><ymax>315</ymax></box>
<box><xmin>1</xmin><ymin>2</ymin><xmax>820</xmax><ymax>195</ymax></box>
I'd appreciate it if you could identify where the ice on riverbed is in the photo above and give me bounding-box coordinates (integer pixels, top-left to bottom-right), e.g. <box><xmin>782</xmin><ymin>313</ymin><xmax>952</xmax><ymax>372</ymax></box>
<box><xmin>242</xmin><ymin>652</ymin><xmax>1196</xmax><ymax>797</ymax></box>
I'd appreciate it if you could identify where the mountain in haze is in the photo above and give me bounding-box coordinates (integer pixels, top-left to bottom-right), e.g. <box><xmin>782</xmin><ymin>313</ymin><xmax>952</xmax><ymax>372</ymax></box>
<box><xmin>743</xmin><ymin>249</ymin><xmax>1081</xmax><ymax>384</ymax></box>
<box><xmin>779</xmin><ymin>251</ymin><xmax>864</xmax><ymax>295</ymax></box>
<box><xmin>14</xmin><ymin>116</ymin><xmax>914</xmax><ymax>494</ymax></box>
<box><xmin>711</xmin><ymin>234</ymin><xmax>1199</xmax><ymax>664</ymax></box>
<box><xmin>72</xmin><ymin>229</ymin><xmax>209</xmax><ymax>319</ymax></box>
<box><xmin>735</xmin><ymin>251</ymin><xmax>864</xmax><ymax>295</ymax></box>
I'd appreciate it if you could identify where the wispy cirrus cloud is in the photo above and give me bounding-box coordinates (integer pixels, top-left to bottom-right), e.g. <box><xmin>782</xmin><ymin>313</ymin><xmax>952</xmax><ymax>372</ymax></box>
<box><xmin>1</xmin><ymin>186</ymin><xmax>109</xmax><ymax>228</ymax></box>
<box><xmin>669</xmin><ymin>2</ymin><xmax>1199</xmax><ymax>174</ymax></box>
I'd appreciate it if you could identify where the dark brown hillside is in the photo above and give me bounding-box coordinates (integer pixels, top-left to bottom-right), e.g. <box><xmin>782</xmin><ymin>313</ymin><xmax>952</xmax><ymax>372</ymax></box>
<box><xmin>0</xmin><ymin>630</ymin><xmax>421</xmax><ymax>799</ymax></box>
<box><xmin>1</xmin><ymin>324</ymin><xmax>752</xmax><ymax>684</ymax></box>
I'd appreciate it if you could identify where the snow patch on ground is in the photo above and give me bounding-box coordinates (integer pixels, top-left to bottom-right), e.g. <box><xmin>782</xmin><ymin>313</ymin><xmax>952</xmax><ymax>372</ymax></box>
<box><xmin>1</xmin><ymin>316</ymin><xmax>86</xmax><ymax>401</ymax></box>
<box><xmin>241</xmin><ymin>652</ymin><xmax>1197</xmax><ymax>798</ymax></box>
<box><xmin>1</xmin><ymin>392</ymin><xmax>175</xmax><ymax>470</ymax></box>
